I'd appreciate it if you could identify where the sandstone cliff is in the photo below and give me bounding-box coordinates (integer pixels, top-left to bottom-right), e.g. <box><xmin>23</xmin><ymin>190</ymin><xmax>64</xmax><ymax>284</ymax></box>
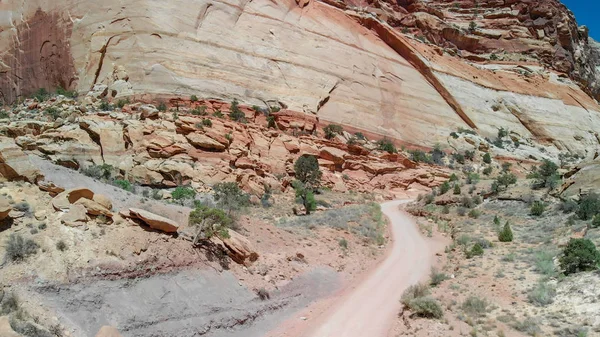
<box><xmin>1</xmin><ymin>0</ymin><xmax>599</xmax><ymax>156</ymax></box>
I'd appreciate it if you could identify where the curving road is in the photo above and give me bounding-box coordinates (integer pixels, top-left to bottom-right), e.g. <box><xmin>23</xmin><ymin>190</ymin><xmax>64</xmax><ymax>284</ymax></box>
<box><xmin>303</xmin><ymin>200</ymin><xmax>434</xmax><ymax>337</ymax></box>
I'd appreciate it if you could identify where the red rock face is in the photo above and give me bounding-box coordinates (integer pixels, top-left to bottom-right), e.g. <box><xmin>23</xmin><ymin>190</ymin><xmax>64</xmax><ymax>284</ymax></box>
<box><xmin>0</xmin><ymin>9</ymin><xmax>77</xmax><ymax>104</ymax></box>
<box><xmin>345</xmin><ymin>0</ymin><xmax>600</xmax><ymax>100</ymax></box>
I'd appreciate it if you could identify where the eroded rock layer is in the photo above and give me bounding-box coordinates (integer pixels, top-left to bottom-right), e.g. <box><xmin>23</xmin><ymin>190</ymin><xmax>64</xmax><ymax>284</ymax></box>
<box><xmin>1</xmin><ymin>0</ymin><xmax>599</xmax><ymax>155</ymax></box>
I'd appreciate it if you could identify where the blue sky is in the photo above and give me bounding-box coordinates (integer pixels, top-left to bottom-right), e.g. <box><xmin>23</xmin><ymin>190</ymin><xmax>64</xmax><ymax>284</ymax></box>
<box><xmin>561</xmin><ymin>0</ymin><xmax>599</xmax><ymax>40</ymax></box>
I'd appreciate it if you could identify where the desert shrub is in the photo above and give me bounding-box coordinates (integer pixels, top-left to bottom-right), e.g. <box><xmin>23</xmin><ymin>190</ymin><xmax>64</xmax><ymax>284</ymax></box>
<box><xmin>466</xmin><ymin>243</ymin><xmax>484</xmax><ymax>258</ymax></box>
<box><xmin>45</xmin><ymin>107</ymin><xmax>61</xmax><ymax>119</ymax></box>
<box><xmin>450</xmin><ymin>131</ymin><xmax>459</xmax><ymax>139</ymax></box>
<box><xmin>292</xmin><ymin>181</ymin><xmax>316</xmax><ymax>215</ymax></box>
<box><xmin>475</xmin><ymin>238</ymin><xmax>492</xmax><ymax>249</ymax></box>
<box><xmin>354</xmin><ymin>132</ymin><xmax>366</xmax><ymax>140</ymax></box>
<box><xmin>501</xmin><ymin>162</ymin><xmax>512</xmax><ymax>173</ymax></box>
<box><xmin>201</xmin><ymin>118</ymin><xmax>212</xmax><ymax>127</ymax></box>
<box><xmin>464</xmin><ymin>150</ymin><xmax>475</xmax><ymax>161</ymax></box>
<box><xmin>213</xmin><ymin>182</ymin><xmax>249</xmax><ymax>215</ymax></box>
<box><xmin>430</xmin><ymin>145</ymin><xmax>446</xmax><ymax>165</ymax></box>
<box><xmin>99</xmin><ymin>100</ymin><xmax>112</xmax><ymax>111</ymax></box>
<box><xmin>172</xmin><ymin>186</ymin><xmax>196</xmax><ymax>201</ymax></box>
<box><xmin>466</xmin><ymin>173</ymin><xmax>479</xmax><ymax>185</ymax></box>
<box><xmin>559</xmin><ymin>199</ymin><xmax>578</xmax><ymax>214</ymax></box>
<box><xmin>577</xmin><ymin>193</ymin><xmax>600</xmax><ymax>220</ymax></box>
<box><xmin>113</xmin><ymin>179</ymin><xmax>132</xmax><ymax>192</ymax></box>
<box><xmin>339</xmin><ymin>238</ymin><xmax>348</xmax><ymax>250</ymax></box>
<box><xmin>497</xmin><ymin>127</ymin><xmax>508</xmax><ymax>139</ymax></box>
<box><xmin>559</xmin><ymin>238</ymin><xmax>600</xmax><ymax>275</ymax></box>
<box><xmin>457</xmin><ymin>207</ymin><xmax>467</xmax><ymax>216</ymax></box>
<box><xmin>267</xmin><ymin>115</ymin><xmax>276</xmax><ymax>128</ymax></box>
<box><xmin>482</xmin><ymin>152</ymin><xmax>491</xmax><ymax>164</ymax></box>
<box><xmin>33</xmin><ymin>88</ymin><xmax>50</xmax><ymax>102</ymax></box>
<box><xmin>56</xmin><ymin>86</ymin><xmax>77</xmax><ymax>98</ymax></box>
<box><xmin>533</xmin><ymin>250</ymin><xmax>556</xmax><ymax>276</ymax></box>
<box><xmin>5</xmin><ymin>234</ymin><xmax>38</xmax><ymax>262</ymax></box>
<box><xmin>190</xmin><ymin>95</ymin><xmax>198</xmax><ymax>102</ymax></box>
<box><xmin>528</xmin><ymin>282</ymin><xmax>556</xmax><ymax>306</ymax></box>
<box><xmin>81</xmin><ymin>164</ymin><xmax>115</xmax><ymax>180</ymax></box>
<box><xmin>56</xmin><ymin>240</ymin><xmax>68</xmax><ymax>251</ymax></box>
<box><xmin>449</xmin><ymin>173</ymin><xmax>458</xmax><ymax>182</ymax></box>
<box><xmin>591</xmin><ymin>215</ymin><xmax>600</xmax><ymax>228</ymax></box>
<box><xmin>1</xmin><ymin>292</ymin><xmax>19</xmax><ymax>314</ymax></box>
<box><xmin>456</xmin><ymin>234</ymin><xmax>471</xmax><ymax>246</ymax></box>
<box><xmin>323</xmin><ymin>124</ymin><xmax>344</xmax><ymax>139</ymax></box>
<box><xmin>442</xmin><ymin>205</ymin><xmax>450</xmax><ymax>214</ymax></box>
<box><xmin>401</xmin><ymin>283</ymin><xmax>430</xmax><ymax>306</ymax></box>
<box><xmin>377</xmin><ymin>139</ymin><xmax>397</xmax><ymax>154</ymax></box>
<box><xmin>116</xmin><ymin>98</ymin><xmax>130</xmax><ymax>108</ymax></box>
<box><xmin>13</xmin><ymin>202</ymin><xmax>31</xmax><ymax>216</ymax></box>
<box><xmin>439</xmin><ymin>181</ymin><xmax>450</xmax><ymax>195</ymax></box>
<box><xmin>453</xmin><ymin>184</ymin><xmax>461</xmax><ymax>195</ymax></box>
<box><xmin>490</xmin><ymin>53</ymin><xmax>498</xmax><ymax>60</ymax></box>
<box><xmin>468</xmin><ymin>209</ymin><xmax>481</xmax><ymax>219</ymax></box>
<box><xmin>229</xmin><ymin>99</ymin><xmax>246</xmax><ymax>122</ymax></box>
<box><xmin>430</xmin><ymin>268</ymin><xmax>448</xmax><ymax>286</ymax></box>
<box><xmin>157</xmin><ymin>102</ymin><xmax>167</xmax><ymax>111</ymax></box>
<box><xmin>452</xmin><ymin>153</ymin><xmax>465</xmax><ymax>164</ymax></box>
<box><xmin>461</xmin><ymin>296</ymin><xmax>488</xmax><ymax>317</ymax></box>
<box><xmin>491</xmin><ymin>173</ymin><xmax>517</xmax><ymax>194</ymax></box>
<box><xmin>498</xmin><ymin>222</ymin><xmax>513</xmax><ymax>242</ymax></box>
<box><xmin>294</xmin><ymin>155</ymin><xmax>322</xmax><ymax>190</ymax></box>
<box><xmin>527</xmin><ymin>159</ymin><xmax>560</xmax><ymax>190</ymax></box>
<box><xmin>423</xmin><ymin>193</ymin><xmax>435</xmax><ymax>205</ymax></box>
<box><xmin>472</xmin><ymin>195</ymin><xmax>482</xmax><ymax>205</ymax></box>
<box><xmin>482</xmin><ymin>166</ymin><xmax>493</xmax><ymax>176</ymax></box>
<box><xmin>189</xmin><ymin>205</ymin><xmax>233</xmax><ymax>241</ymax></box>
<box><xmin>256</xmin><ymin>288</ymin><xmax>270</xmax><ymax>300</ymax></box>
<box><xmin>530</xmin><ymin>201</ymin><xmax>545</xmax><ymax>216</ymax></box>
<box><xmin>191</xmin><ymin>105</ymin><xmax>207</xmax><ymax>115</ymax></box>
<box><xmin>406</xmin><ymin>296</ymin><xmax>443</xmax><ymax>319</ymax></box>
<box><xmin>512</xmin><ymin>317</ymin><xmax>541</xmax><ymax>336</ymax></box>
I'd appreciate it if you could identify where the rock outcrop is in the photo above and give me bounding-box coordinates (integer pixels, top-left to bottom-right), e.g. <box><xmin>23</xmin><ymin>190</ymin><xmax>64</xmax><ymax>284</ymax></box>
<box><xmin>128</xmin><ymin>208</ymin><xmax>180</xmax><ymax>233</ymax></box>
<box><xmin>0</xmin><ymin>137</ymin><xmax>42</xmax><ymax>183</ymax></box>
<box><xmin>1</xmin><ymin>0</ymin><xmax>598</xmax><ymax>157</ymax></box>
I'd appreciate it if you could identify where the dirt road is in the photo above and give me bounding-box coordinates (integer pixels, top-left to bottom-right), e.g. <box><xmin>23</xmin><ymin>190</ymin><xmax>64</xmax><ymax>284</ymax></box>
<box><xmin>273</xmin><ymin>200</ymin><xmax>437</xmax><ymax>337</ymax></box>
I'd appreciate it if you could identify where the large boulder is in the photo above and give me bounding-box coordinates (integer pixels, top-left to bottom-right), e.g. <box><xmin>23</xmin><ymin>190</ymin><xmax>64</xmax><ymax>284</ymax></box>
<box><xmin>185</xmin><ymin>133</ymin><xmax>226</xmax><ymax>151</ymax></box>
<box><xmin>128</xmin><ymin>208</ymin><xmax>179</xmax><ymax>233</ymax></box>
<box><xmin>212</xmin><ymin>229</ymin><xmax>259</xmax><ymax>265</ymax></box>
<box><xmin>74</xmin><ymin>198</ymin><xmax>113</xmax><ymax>217</ymax></box>
<box><xmin>0</xmin><ymin>196</ymin><xmax>11</xmax><ymax>221</ymax></box>
<box><xmin>95</xmin><ymin>326</ymin><xmax>123</xmax><ymax>337</ymax></box>
<box><xmin>0</xmin><ymin>137</ymin><xmax>42</xmax><ymax>183</ymax></box>
<box><xmin>61</xmin><ymin>204</ymin><xmax>90</xmax><ymax>227</ymax></box>
<box><xmin>52</xmin><ymin>188</ymin><xmax>95</xmax><ymax>211</ymax></box>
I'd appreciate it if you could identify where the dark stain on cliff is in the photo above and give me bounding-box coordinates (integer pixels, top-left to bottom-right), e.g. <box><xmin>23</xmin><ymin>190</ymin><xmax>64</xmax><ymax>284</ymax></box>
<box><xmin>0</xmin><ymin>9</ymin><xmax>77</xmax><ymax>104</ymax></box>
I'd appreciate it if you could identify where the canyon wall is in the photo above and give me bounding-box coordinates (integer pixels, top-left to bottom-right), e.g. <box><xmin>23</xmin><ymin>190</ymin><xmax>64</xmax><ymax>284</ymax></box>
<box><xmin>1</xmin><ymin>0</ymin><xmax>599</xmax><ymax>154</ymax></box>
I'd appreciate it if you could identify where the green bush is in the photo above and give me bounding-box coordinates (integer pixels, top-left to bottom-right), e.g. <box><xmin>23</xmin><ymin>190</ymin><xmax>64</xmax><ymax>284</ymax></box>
<box><xmin>559</xmin><ymin>238</ymin><xmax>600</xmax><ymax>275</ymax></box>
<box><xmin>482</xmin><ymin>166</ymin><xmax>492</xmax><ymax>176</ymax></box>
<box><xmin>5</xmin><ymin>234</ymin><xmax>38</xmax><ymax>262</ymax></box>
<box><xmin>591</xmin><ymin>215</ymin><xmax>600</xmax><ymax>228</ymax></box>
<box><xmin>113</xmin><ymin>179</ymin><xmax>133</xmax><ymax>192</ymax></box>
<box><xmin>560</xmin><ymin>199</ymin><xmax>578</xmax><ymax>214</ymax></box>
<box><xmin>267</xmin><ymin>115</ymin><xmax>276</xmax><ymax>129</ymax></box>
<box><xmin>56</xmin><ymin>240</ymin><xmax>68</xmax><ymax>251</ymax></box>
<box><xmin>497</xmin><ymin>127</ymin><xmax>508</xmax><ymax>139</ymax></box>
<box><xmin>190</xmin><ymin>95</ymin><xmax>198</xmax><ymax>102</ymax></box>
<box><xmin>202</xmin><ymin>118</ymin><xmax>212</xmax><ymax>127</ymax></box>
<box><xmin>430</xmin><ymin>268</ymin><xmax>448</xmax><ymax>286</ymax></box>
<box><xmin>501</xmin><ymin>162</ymin><xmax>512</xmax><ymax>173</ymax></box>
<box><xmin>453</xmin><ymin>184</ymin><xmax>461</xmax><ymax>195</ymax></box>
<box><xmin>213</xmin><ymin>182</ymin><xmax>250</xmax><ymax>215</ymax></box>
<box><xmin>45</xmin><ymin>107</ymin><xmax>61</xmax><ymax>120</ymax></box>
<box><xmin>439</xmin><ymin>181</ymin><xmax>450</xmax><ymax>195</ymax></box>
<box><xmin>292</xmin><ymin>180</ymin><xmax>316</xmax><ymax>215</ymax></box>
<box><xmin>401</xmin><ymin>283</ymin><xmax>430</xmax><ymax>306</ymax></box>
<box><xmin>527</xmin><ymin>159</ymin><xmax>560</xmax><ymax>189</ymax></box>
<box><xmin>530</xmin><ymin>201</ymin><xmax>545</xmax><ymax>216</ymax></box>
<box><xmin>453</xmin><ymin>153</ymin><xmax>465</xmax><ymax>165</ymax></box>
<box><xmin>464</xmin><ymin>150</ymin><xmax>475</xmax><ymax>161</ymax></box>
<box><xmin>116</xmin><ymin>98</ymin><xmax>130</xmax><ymax>108</ymax></box>
<box><xmin>354</xmin><ymin>132</ymin><xmax>366</xmax><ymax>140</ymax></box>
<box><xmin>466</xmin><ymin>243</ymin><xmax>484</xmax><ymax>258</ymax></box>
<box><xmin>191</xmin><ymin>105</ymin><xmax>207</xmax><ymax>115</ymax></box>
<box><xmin>294</xmin><ymin>155</ymin><xmax>322</xmax><ymax>190</ymax></box>
<box><xmin>405</xmin><ymin>296</ymin><xmax>443</xmax><ymax>319</ymax></box>
<box><xmin>81</xmin><ymin>164</ymin><xmax>115</xmax><ymax>180</ymax></box>
<box><xmin>482</xmin><ymin>152</ymin><xmax>491</xmax><ymax>164</ymax></box>
<box><xmin>377</xmin><ymin>139</ymin><xmax>397</xmax><ymax>154</ymax></box>
<box><xmin>498</xmin><ymin>222</ymin><xmax>513</xmax><ymax>242</ymax></box>
<box><xmin>528</xmin><ymin>282</ymin><xmax>556</xmax><ymax>306</ymax></box>
<box><xmin>56</xmin><ymin>86</ymin><xmax>77</xmax><ymax>98</ymax></box>
<box><xmin>466</xmin><ymin>173</ymin><xmax>479</xmax><ymax>185</ymax></box>
<box><xmin>468</xmin><ymin>209</ymin><xmax>481</xmax><ymax>219</ymax></box>
<box><xmin>577</xmin><ymin>193</ymin><xmax>600</xmax><ymax>220</ymax></box>
<box><xmin>229</xmin><ymin>99</ymin><xmax>246</xmax><ymax>122</ymax></box>
<box><xmin>188</xmin><ymin>205</ymin><xmax>233</xmax><ymax>241</ymax></box>
<box><xmin>323</xmin><ymin>124</ymin><xmax>344</xmax><ymax>139</ymax></box>
<box><xmin>449</xmin><ymin>173</ymin><xmax>458</xmax><ymax>182</ymax></box>
<box><xmin>461</xmin><ymin>296</ymin><xmax>488</xmax><ymax>317</ymax></box>
<box><xmin>99</xmin><ymin>100</ymin><xmax>113</xmax><ymax>111</ymax></box>
<box><xmin>172</xmin><ymin>186</ymin><xmax>196</xmax><ymax>201</ymax></box>
<box><xmin>33</xmin><ymin>88</ymin><xmax>50</xmax><ymax>102</ymax></box>
<box><xmin>157</xmin><ymin>102</ymin><xmax>167</xmax><ymax>111</ymax></box>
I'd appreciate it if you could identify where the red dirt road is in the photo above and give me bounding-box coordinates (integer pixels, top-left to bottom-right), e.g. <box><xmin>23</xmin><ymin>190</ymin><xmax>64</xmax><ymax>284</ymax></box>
<box><xmin>268</xmin><ymin>200</ymin><xmax>440</xmax><ymax>337</ymax></box>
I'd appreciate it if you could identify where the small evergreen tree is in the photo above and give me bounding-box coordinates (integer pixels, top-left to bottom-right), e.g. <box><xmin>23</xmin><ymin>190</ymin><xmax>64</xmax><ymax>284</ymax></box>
<box><xmin>498</xmin><ymin>222</ymin><xmax>513</xmax><ymax>242</ymax></box>
<box><xmin>294</xmin><ymin>155</ymin><xmax>322</xmax><ymax>190</ymax></box>
<box><xmin>559</xmin><ymin>238</ymin><xmax>600</xmax><ymax>275</ymax></box>
<box><xmin>483</xmin><ymin>152</ymin><xmax>492</xmax><ymax>164</ymax></box>
<box><xmin>453</xmin><ymin>184</ymin><xmax>461</xmax><ymax>195</ymax></box>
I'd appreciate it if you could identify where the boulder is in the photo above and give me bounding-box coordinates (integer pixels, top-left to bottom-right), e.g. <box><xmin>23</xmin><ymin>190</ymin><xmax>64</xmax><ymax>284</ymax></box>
<box><xmin>74</xmin><ymin>198</ymin><xmax>113</xmax><ymax>217</ymax></box>
<box><xmin>0</xmin><ymin>196</ymin><xmax>11</xmax><ymax>221</ymax></box>
<box><xmin>52</xmin><ymin>188</ymin><xmax>95</xmax><ymax>211</ymax></box>
<box><xmin>37</xmin><ymin>180</ymin><xmax>65</xmax><ymax>196</ymax></box>
<box><xmin>93</xmin><ymin>194</ymin><xmax>113</xmax><ymax>210</ymax></box>
<box><xmin>0</xmin><ymin>136</ymin><xmax>42</xmax><ymax>183</ymax></box>
<box><xmin>95</xmin><ymin>326</ymin><xmax>123</xmax><ymax>337</ymax></box>
<box><xmin>185</xmin><ymin>133</ymin><xmax>226</xmax><ymax>151</ymax></box>
<box><xmin>61</xmin><ymin>204</ymin><xmax>90</xmax><ymax>227</ymax></box>
<box><xmin>0</xmin><ymin>316</ymin><xmax>20</xmax><ymax>337</ymax></box>
<box><xmin>319</xmin><ymin>146</ymin><xmax>347</xmax><ymax>165</ymax></box>
<box><xmin>212</xmin><ymin>229</ymin><xmax>259</xmax><ymax>265</ymax></box>
<box><xmin>129</xmin><ymin>208</ymin><xmax>179</xmax><ymax>233</ymax></box>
